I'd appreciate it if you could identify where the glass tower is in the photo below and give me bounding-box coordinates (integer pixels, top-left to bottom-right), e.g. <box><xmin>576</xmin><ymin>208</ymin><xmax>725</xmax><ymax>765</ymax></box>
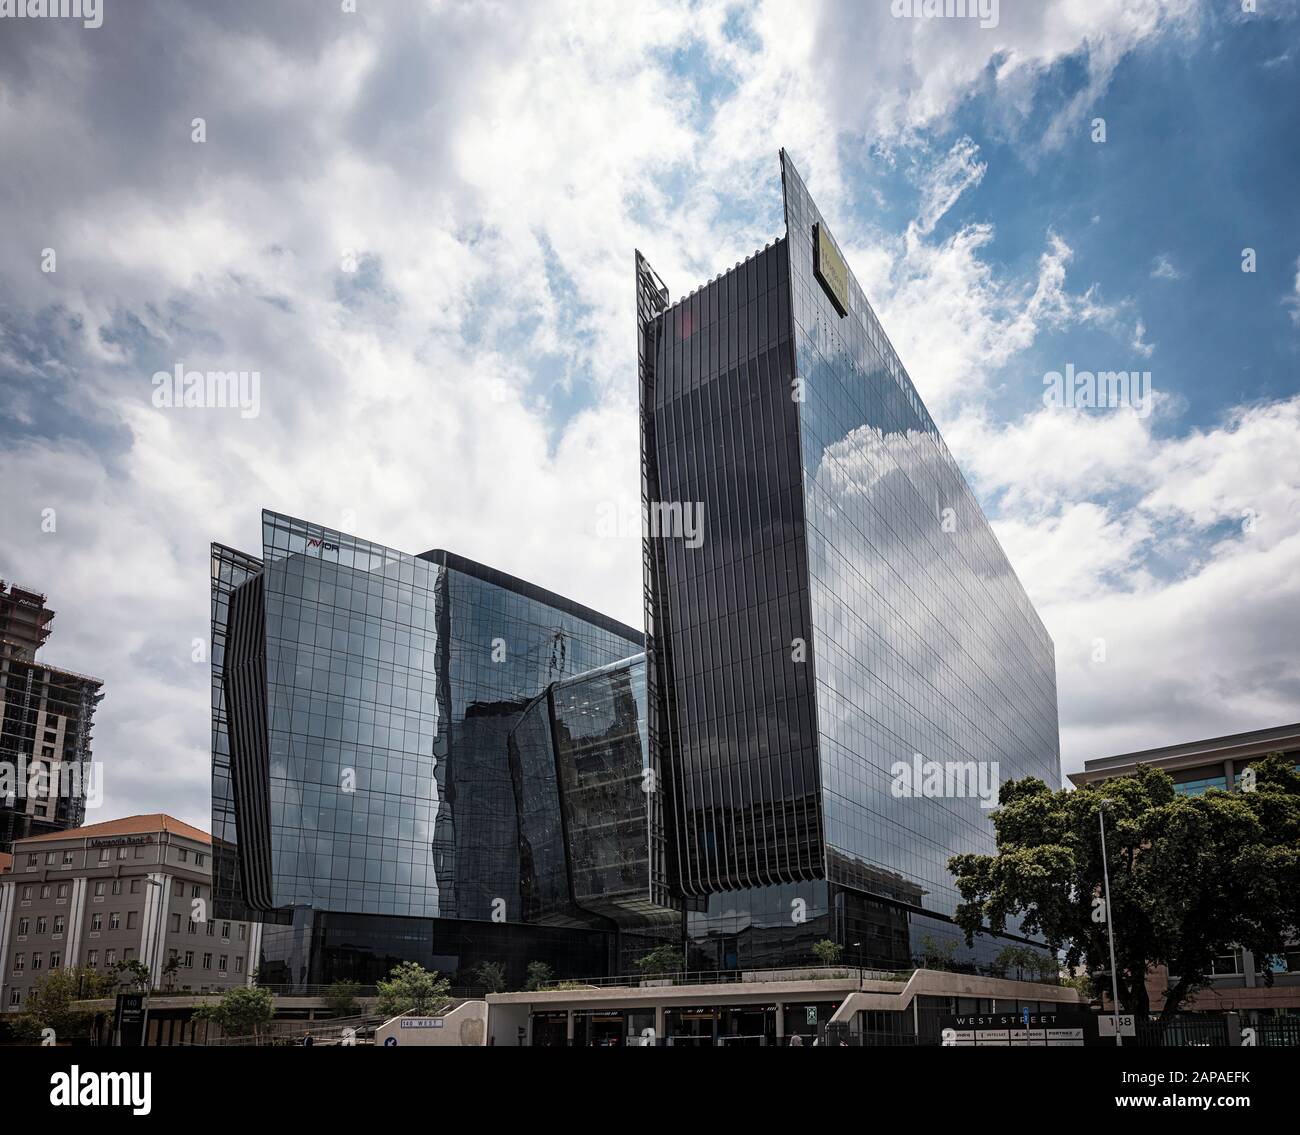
<box><xmin>638</xmin><ymin>151</ymin><xmax>1060</xmax><ymax>969</ymax></box>
<box><xmin>211</xmin><ymin>510</ymin><xmax>643</xmax><ymax>986</ymax></box>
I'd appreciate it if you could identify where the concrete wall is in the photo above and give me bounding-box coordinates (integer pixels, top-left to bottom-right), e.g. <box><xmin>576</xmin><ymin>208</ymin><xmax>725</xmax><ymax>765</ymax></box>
<box><xmin>375</xmin><ymin>1000</ymin><xmax>488</xmax><ymax>1047</ymax></box>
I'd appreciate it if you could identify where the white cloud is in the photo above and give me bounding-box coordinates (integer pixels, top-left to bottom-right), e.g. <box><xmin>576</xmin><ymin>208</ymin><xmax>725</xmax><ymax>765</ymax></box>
<box><xmin>944</xmin><ymin>396</ymin><xmax>1300</xmax><ymax>775</ymax></box>
<box><xmin>1151</xmin><ymin>253</ymin><xmax>1182</xmax><ymax>280</ymax></box>
<box><xmin>0</xmin><ymin>0</ymin><xmax>1277</xmax><ymax>833</ymax></box>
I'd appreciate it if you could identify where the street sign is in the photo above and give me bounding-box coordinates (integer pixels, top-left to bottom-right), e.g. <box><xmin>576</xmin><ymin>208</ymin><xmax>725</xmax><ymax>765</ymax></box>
<box><xmin>939</xmin><ymin>1011</ymin><xmax>1096</xmax><ymax>1047</ymax></box>
<box><xmin>114</xmin><ymin>992</ymin><xmax>146</xmax><ymax>1047</ymax></box>
<box><xmin>1098</xmin><ymin>1014</ymin><xmax>1136</xmax><ymax>1038</ymax></box>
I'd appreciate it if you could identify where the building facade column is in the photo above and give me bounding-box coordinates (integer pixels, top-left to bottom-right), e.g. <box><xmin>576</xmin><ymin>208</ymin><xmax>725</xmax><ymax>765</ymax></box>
<box><xmin>246</xmin><ymin>920</ymin><xmax>262</xmax><ymax>985</ymax></box>
<box><xmin>63</xmin><ymin>877</ymin><xmax>88</xmax><ymax>966</ymax></box>
<box><xmin>0</xmin><ymin>879</ymin><xmax>15</xmax><ymax>1001</ymax></box>
<box><xmin>138</xmin><ymin>872</ymin><xmax>172</xmax><ymax>986</ymax></box>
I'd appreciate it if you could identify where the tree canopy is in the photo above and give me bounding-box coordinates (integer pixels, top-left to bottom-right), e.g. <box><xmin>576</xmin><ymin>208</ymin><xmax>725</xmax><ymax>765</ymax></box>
<box><xmin>375</xmin><ymin>961</ymin><xmax>452</xmax><ymax>1019</ymax></box>
<box><xmin>14</xmin><ymin>965</ymin><xmax>116</xmax><ymax>1042</ymax></box>
<box><xmin>948</xmin><ymin>753</ymin><xmax>1300</xmax><ymax>1019</ymax></box>
<box><xmin>191</xmin><ymin>984</ymin><xmax>276</xmax><ymax>1038</ymax></box>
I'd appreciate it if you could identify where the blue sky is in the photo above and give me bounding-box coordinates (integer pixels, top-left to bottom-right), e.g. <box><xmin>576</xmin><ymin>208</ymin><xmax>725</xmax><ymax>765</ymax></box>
<box><xmin>0</xmin><ymin>0</ymin><xmax>1297</xmax><ymax>829</ymax></box>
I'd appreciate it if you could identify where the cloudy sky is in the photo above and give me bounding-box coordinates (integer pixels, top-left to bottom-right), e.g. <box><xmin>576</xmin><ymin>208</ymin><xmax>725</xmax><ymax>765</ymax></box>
<box><xmin>1</xmin><ymin>0</ymin><xmax>1298</xmax><ymax>831</ymax></box>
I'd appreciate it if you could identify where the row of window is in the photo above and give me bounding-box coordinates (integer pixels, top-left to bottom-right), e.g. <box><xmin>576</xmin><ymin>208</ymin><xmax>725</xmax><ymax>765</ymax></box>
<box><xmin>166</xmin><ymin>949</ymin><xmax>243</xmax><ymax>973</ymax></box>
<box><xmin>1211</xmin><ymin>947</ymin><xmax>1300</xmax><ymax>975</ymax></box>
<box><xmin>15</xmin><ymin>878</ymin><xmax>205</xmax><ymax>901</ymax></box>
<box><xmin>9</xmin><ymin>949</ymin><xmax>244</xmax><ymax>978</ymax></box>
<box><xmin>23</xmin><ymin>847</ymin><xmax>206</xmax><ymax>867</ymax></box>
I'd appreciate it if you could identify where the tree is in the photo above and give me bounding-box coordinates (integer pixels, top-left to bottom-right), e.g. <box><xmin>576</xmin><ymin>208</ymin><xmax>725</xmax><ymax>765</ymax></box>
<box><xmin>14</xmin><ymin>965</ymin><xmax>115</xmax><ymax>1043</ymax></box>
<box><xmin>914</xmin><ymin>934</ymin><xmax>957</xmax><ymax>971</ymax></box>
<box><xmin>375</xmin><ymin>962</ymin><xmax>452</xmax><ymax>1019</ymax></box>
<box><xmin>523</xmin><ymin>961</ymin><xmax>555</xmax><ymax>991</ymax></box>
<box><xmin>811</xmin><ymin>939</ymin><xmax>843</xmax><ymax>966</ymax></box>
<box><xmin>994</xmin><ymin>944</ymin><xmax>1058</xmax><ymax>982</ymax></box>
<box><xmin>471</xmin><ymin>961</ymin><xmax>507</xmax><ymax>994</ymax></box>
<box><xmin>632</xmin><ymin>946</ymin><xmax>684</xmax><ymax>977</ymax></box>
<box><xmin>948</xmin><ymin>755</ymin><xmax>1300</xmax><ymax>1020</ymax></box>
<box><xmin>161</xmin><ymin>956</ymin><xmax>182</xmax><ymax>991</ymax></box>
<box><xmin>191</xmin><ymin>985</ymin><xmax>276</xmax><ymax>1039</ymax></box>
<box><xmin>110</xmin><ymin>959</ymin><xmax>152</xmax><ymax>991</ymax></box>
<box><xmin>323</xmin><ymin>980</ymin><xmax>361</xmax><ymax>1018</ymax></box>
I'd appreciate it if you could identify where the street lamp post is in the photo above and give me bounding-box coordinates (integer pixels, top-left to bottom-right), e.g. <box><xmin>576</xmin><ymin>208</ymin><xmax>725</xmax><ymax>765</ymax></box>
<box><xmin>852</xmin><ymin>941</ymin><xmax>862</xmax><ymax>990</ymax></box>
<box><xmin>1098</xmin><ymin>801</ymin><xmax>1124</xmax><ymax>1048</ymax></box>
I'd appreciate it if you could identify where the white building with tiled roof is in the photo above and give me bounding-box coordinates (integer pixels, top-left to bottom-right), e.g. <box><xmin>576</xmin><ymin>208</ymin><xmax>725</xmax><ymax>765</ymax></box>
<box><xmin>0</xmin><ymin>814</ymin><xmax>261</xmax><ymax>1014</ymax></box>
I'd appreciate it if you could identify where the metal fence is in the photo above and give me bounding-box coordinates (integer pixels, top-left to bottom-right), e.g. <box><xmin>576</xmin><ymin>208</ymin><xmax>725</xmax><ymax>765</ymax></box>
<box><xmin>1251</xmin><ymin>1018</ymin><xmax>1300</xmax><ymax>1047</ymax></box>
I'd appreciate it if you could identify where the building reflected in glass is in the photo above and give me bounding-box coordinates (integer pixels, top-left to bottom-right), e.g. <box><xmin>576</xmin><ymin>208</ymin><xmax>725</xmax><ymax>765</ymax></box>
<box><xmin>213</xmin><ymin>151</ymin><xmax>1061</xmax><ymax>988</ymax></box>
<box><xmin>212</xmin><ymin>511</ymin><xmax>643</xmax><ymax>986</ymax></box>
<box><xmin>637</xmin><ymin>151</ymin><xmax>1060</xmax><ymax>972</ymax></box>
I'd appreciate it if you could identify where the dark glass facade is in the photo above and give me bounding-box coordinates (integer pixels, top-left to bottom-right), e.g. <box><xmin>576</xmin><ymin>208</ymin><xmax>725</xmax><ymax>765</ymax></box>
<box><xmin>782</xmin><ymin>153</ymin><xmax>1059</xmax><ymax>920</ymax></box>
<box><xmin>212</xmin><ymin>510</ymin><xmax>643</xmax><ymax>986</ymax></box>
<box><xmin>508</xmin><ymin>654</ymin><xmax>676</xmax><ymax>928</ymax></box>
<box><xmin>639</xmin><ymin>151</ymin><xmax>1061</xmax><ymax>968</ymax></box>
<box><xmin>639</xmin><ymin>239</ymin><xmax>822</xmax><ymax>896</ymax></box>
<box><xmin>212</xmin><ymin>151</ymin><xmax>1060</xmax><ymax>988</ymax></box>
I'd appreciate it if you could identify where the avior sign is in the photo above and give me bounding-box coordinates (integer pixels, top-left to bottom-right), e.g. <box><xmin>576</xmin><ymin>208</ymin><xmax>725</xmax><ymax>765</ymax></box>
<box><xmin>813</xmin><ymin>222</ymin><xmax>849</xmax><ymax>317</ymax></box>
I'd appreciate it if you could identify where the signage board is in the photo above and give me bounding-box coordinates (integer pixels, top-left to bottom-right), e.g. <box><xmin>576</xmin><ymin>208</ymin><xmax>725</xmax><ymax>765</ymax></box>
<box><xmin>114</xmin><ymin>992</ymin><xmax>146</xmax><ymax>1047</ymax></box>
<box><xmin>813</xmin><ymin>222</ymin><xmax>849</xmax><ymax>317</ymax></box>
<box><xmin>940</xmin><ymin>1011</ymin><xmax>1096</xmax><ymax>1047</ymax></box>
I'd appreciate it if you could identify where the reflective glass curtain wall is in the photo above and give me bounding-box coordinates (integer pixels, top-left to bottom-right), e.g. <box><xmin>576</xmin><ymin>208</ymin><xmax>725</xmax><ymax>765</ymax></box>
<box><xmin>217</xmin><ymin>511</ymin><xmax>643</xmax><ymax>928</ymax></box>
<box><xmin>780</xmin><ymin>151</ymin><xmax>1060</xmax><ymax>921</ymax></box>
<box><xmin>640</xmin><ymin>240</ymin><xmax>824</xmax><ymax>897</ymax></box>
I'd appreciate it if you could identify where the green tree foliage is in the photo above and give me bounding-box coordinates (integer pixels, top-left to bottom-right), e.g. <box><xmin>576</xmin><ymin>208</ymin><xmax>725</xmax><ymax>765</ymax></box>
<box><xmin>15</xmin><ymin>965</ymin><xmax>116</xmax><ymax>1042</ymax></box>
<box><xmin>160</xmin><ymin>956</ymin><xmax>182</xmax><ymax>991</ymax></box>
<box><xmin>633</xmin><ymin>945</ymin><xmax>685</xmax><ymax>976</ymax></box>
<box><xmin>915</xmin><ymin>934</ymin><xmax>958</xmax><ymax>971</ymax></box>
<box><xmin>811</xmin><ymin>939</ymin><xmax>843</xmax><ymax>966</ymax></box>
<box><xmin>471</xmin><ymin>961</ymin><xmax>507</xmax><ymax>994</ymax></box>
<box><xmin>375</xmin><ymin>961</ymin><xmax>452</xmax><ymax>1019</ymax></box>
<box><xmin>993</xmin><ymin>944</ymin><xmax>1058</xmax><ymax>982</ymax></box>
<box><xmin>323</xmin><ymin>979</ymin><xmax>361</xmax><ymax>1017</ymax></box>
<box><xmin>191</xmin><ymin>985</ymin><xmax>276</xmax><ymax>1038</ymax></box>
<box><xmin>949</xmin><ymin>755</ymin><xmax>1300</xmax><ymax>1019</ymax></box>
<box><xmin>109</xmin><ymin>959</ymin><xmax>152</xmax><ymax>990</ymax></box>
<box><xmin>523</xmin><ymin>960</ymin><xmax>555</xmax><ymax>991</ymax></box>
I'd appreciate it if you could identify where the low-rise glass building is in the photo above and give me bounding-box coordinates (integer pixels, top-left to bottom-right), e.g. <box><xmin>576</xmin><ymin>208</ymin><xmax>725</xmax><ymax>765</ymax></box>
<box><xmin>212</xmin><ymin>511</ymin><xmax>643</xmax><ymax>987</ymax></box>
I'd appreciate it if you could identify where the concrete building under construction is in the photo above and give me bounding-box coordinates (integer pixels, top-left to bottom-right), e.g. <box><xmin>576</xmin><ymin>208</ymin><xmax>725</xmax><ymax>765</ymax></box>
<box><xmin>0</xmin><ymin>580</ymin><xmax>104</xmax><ymax>852</ymax></box>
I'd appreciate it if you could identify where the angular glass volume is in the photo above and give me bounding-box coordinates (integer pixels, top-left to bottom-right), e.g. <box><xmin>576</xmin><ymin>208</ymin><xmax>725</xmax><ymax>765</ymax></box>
<box><xmin>212</xmin><ymin>510</ymin><xmax>642</xmax><ymax>928</ymax></box>
<box><xmin>780</xmin><ymin>153</ymin><xmax>1060</xmax><ymax>919</ymax></box>
<box><xmin>640</xmin><ymin>152</ymin><xmax>1060</xmax><ymax>938</ymax></box>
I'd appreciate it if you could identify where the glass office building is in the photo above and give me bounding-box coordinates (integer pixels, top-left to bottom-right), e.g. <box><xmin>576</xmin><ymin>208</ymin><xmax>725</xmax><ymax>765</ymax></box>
<box><xmin>508</xmin><ymin>654</ymin><xmax>677</xmax><ymax>956</ymax></box>
<box><xmin>211</xmin><ymin>511</ymin><xmax>643</xmax><ymax>986</ymax></box>
<box><xmin>638</xmin><ymin>151</ymin><xmax>1060</xmax><ymax>970</ymax></box>
<box><xmin>212</xmin><ymin>151</ymin><xmax>1060</xmax><ymax>986</ymax></box>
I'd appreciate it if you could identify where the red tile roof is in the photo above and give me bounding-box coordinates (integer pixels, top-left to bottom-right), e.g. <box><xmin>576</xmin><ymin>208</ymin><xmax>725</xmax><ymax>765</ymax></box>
<box><xmin>17</xmin><ymin>814</ymin><xmax>211</xmax><ymax>845</ymax></box>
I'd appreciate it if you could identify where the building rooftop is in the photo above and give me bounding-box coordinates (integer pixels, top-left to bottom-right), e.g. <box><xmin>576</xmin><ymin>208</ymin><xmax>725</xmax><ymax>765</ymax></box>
<box><xmin>1070</xmin><ymin>720</ymin><xmax>1300</xmax><ymax>786</ymax></box>
<box><xmin>16</xmin><ymin>813</ymin><xmax>211</xmax><ymax>846</ymax></box>
<box><xmin>418</xmin><ymin>548</ymin><xmax>643</xmax><ymax>646</ymax></box>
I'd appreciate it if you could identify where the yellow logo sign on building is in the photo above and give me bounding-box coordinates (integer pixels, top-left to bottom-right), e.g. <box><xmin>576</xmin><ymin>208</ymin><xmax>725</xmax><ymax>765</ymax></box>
<box><xmin>813</xmin><ymin>222</ymin><xmax>849</xmax><ymax>317</ymax></box>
